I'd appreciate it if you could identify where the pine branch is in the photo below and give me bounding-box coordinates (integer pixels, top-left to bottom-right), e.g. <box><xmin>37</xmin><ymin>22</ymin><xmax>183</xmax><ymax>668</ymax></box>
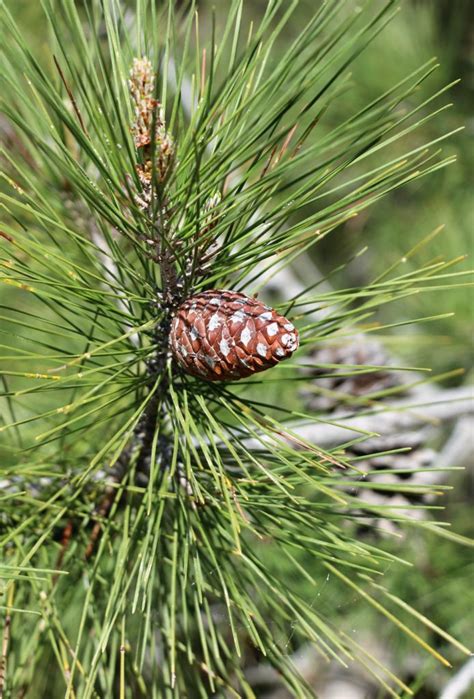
<box><xmin>0</xmin><ymin>1</ymin><xmax>471</xmax><ymax>697</ymax></box>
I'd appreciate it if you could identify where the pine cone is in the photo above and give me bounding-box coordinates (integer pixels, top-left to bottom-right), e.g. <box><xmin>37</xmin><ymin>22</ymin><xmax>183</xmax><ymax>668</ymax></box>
<box><xmin>170</xmin><ymin>290</ymin><xmax>299</xmax><ymax>381</ymax></box>
<box><xmin>351</xmin><ymin>442</ymin><xmax>436</xmax><ymax>534</ymax></box>
<box><xmin>300</xmin><ymin>339</ymin><xmax>444</xmax><ymax>534</ymax></box>
<box><xmin>301</xmin><ymin>338</ymin><xmax>404</xmax><ymax>412</ymax></box>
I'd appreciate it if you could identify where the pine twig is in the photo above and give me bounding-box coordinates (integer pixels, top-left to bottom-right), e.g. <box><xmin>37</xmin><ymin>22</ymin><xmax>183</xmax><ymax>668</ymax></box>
<box><xmin>53</xmin><ymin>520</ymin><xmax>74</xmax><ymax>584</ymax></box>
<box><xmin>53</xmin><ymin>56</ymin><xmax>89</xmax><ymax>137</ymax></box>
<box><xmin>84</xmin><ymin>486</ymin><xmax>117</xmax><ymax>560</ymax></box>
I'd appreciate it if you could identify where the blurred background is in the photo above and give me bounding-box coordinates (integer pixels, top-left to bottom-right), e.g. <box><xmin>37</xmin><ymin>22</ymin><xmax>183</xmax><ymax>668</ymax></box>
<box><xmin>2</xmin><ymin>1</ymin><xmax>473</xmax><ymax>697</ymax></box>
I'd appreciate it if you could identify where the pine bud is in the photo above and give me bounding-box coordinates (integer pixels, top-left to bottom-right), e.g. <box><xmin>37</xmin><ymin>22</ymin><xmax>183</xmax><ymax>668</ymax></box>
<box><xmin>128</xmin><ymin>57</ymin><xmax>156</xmax><ymax>149</ymax></box>
<box><xmin>129</xmin><ymin>56</ymin><xmax>174</xmax><ymax>186</ymax></box>
<box><xmin>170</xmin><ymin>290</ymin><xmax>299</xmax><ymax>381</ymax></box>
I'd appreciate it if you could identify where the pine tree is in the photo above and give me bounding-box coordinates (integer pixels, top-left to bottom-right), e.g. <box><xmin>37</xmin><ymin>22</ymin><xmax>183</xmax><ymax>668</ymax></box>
<box><xmin>0</xmin><ymin>1</ymin><xmax>471</xmax><ymax>696</ymax></box>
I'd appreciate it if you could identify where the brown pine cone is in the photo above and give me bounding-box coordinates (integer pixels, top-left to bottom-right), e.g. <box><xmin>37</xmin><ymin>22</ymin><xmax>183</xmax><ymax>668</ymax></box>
<box><xmin>170</xmin><ymin>290</ymin><xmax>299</xmax><ymax>381</ymax></box>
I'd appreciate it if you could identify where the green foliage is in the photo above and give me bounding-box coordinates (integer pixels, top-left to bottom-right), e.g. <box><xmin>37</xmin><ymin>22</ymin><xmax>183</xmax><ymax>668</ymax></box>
<box><xmin>0</xmin><ymin>1</ymin><xmax>471</xmax><ymax>696</ymax></box>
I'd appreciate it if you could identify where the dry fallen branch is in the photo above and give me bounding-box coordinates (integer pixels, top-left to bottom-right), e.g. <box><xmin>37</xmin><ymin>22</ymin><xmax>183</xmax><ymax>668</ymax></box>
<box><xmin>287</xmin><ymin>386</ymin><xmax>473</xmax><ymax>448</ymax></box>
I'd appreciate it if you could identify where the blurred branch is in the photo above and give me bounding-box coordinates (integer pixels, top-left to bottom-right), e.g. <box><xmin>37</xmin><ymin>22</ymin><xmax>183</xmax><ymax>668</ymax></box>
<box><xmin>436</xmin><ymin>415</ymin><xmax>474</xmax><ymax>472</ymax></box>
<box><xmin>439</xmin><ymin>657</ymin><xmax>474</xmax><ymax>699</ymax></box>
<box><xmin>285</xmin><ymin>386</ymin><xmax>473</xmax><ymax>448</ymax></box>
